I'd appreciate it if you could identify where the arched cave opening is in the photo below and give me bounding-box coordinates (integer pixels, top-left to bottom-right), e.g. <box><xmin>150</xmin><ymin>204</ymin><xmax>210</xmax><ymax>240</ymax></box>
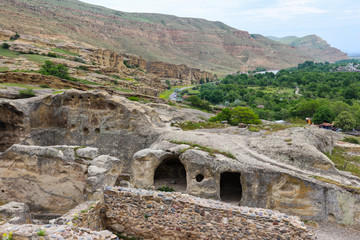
<box><xmin>220</xmin><ymin>172</ymin><xmax>242</xmax><ymax>204</ymax></box>
<box><xmin>154</xmin><ymin>157</ymin><xmax>187</xmax><ymax>193</ymax></box>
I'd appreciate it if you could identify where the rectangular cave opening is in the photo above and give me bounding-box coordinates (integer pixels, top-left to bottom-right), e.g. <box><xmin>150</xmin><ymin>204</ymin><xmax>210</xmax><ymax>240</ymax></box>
<box><xmin>154</xmin><ymin>157</ymin><xmax>187</xmax><ymax>193</ymax></box>
<box><xmin>220</xmin><ymin>172</ymin><xmax>242</xmax><ymax>204</ymax></box>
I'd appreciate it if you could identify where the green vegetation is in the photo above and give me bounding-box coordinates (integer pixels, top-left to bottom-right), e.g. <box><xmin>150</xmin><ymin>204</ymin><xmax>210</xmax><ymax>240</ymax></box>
<box><xmin>1</xmin><ymin>42</ymin><xmax>10</xmax><ymax>49</ymax></box>
<box><xmin>343</xmin><ymin>137</ymin><xmax>360</xmax><ymax>144</ymax></box>
<box><xmin>176</xmin><ymin>121</ymin><xmax>225</xmax><ymax>131</ymax></box>
<box><xmin>0</xmin><ymin>83</ymin><xmax>41</xmax><ymax>90</ymax></box>
<box><xmin>23</xmin><ymin>54</ymin><xmax>52</xmax><ymax>64</ymax></box>
<box><xmin>47</xmin><ymin>52</ymin><xmax>58</xmax><ymax>58</ymax></box>
<box><xmin>128</xmin><ymin>96</ymin><xmax>139</xmax><ymax>101</ymax></box>
<box><xmin>18</xmin><ymin>89</ymin><xmax>35</xmax><ymax>98</ymax></box>
<box><xmin>334</xmin><ymin>111</ymin><xmax>357</xmax><ymax>131</ymax></box>
<box><xmin>2</xmin><ymin>232</ymin><xmax>13</xmax><ymax>240</ymax></box>
<box><xmin>157</xmin><ymin>185</ymin><xmax>175</xmax><ymax>192</ymax></box>
<box><xmin>185</xmin><ymin>95</ymin><xmax>212</xmax><ymax>111</ymax></box>
<box><xmin>36</xmin><ymin>228</ymin><xmax>46</xmax><ymax>237</ymax></box>
<box><xmin>210</xmin><ymin>107</ymin><xmax>261</xmax><ymax>125</ymax></box>
<box><xmin>39</xmin><ymin>60</ymin><xmax>74</xmax><ymax>80</ymax></box>
<box><xmin>326</xmin><ymin>147</ymin><xmax>360</xmax><ymax>177</ymax></box>
<box><xmin>0</xmin><ymin>48</ymin><xmax>19</xmax><ymax>58</ymax></box>
<box><xmin>40</xmin><ymin>84</ymin><xmax>51</xmax><ymax>88</ymax></box>
<box><xmin>311</xmin><ymin>175</ymin><xmax>360</xmax><ymax>194</ymax></box>
<box><xmin>51</xmin><ymin>48</ymin><xmax>79</xmax><ymax>56</ymax></box>
<box><xmin>185</xmin><ymin>60</ymin><xmax>360</xmax><ymax>131</ymax></box>
<box><xmin>10</xmin><ymin>33</ymin><xmax>20</xmax><ymax>40</ymax></box>
<box><xmin>170</xmin><ymin>140</ymin><xmax>236</xmax><ymax>159</ymax></box>
<box><xmin>0</xmin><ymin>67</ymin><xmax>10</xmax><ymax>72</ymax></box>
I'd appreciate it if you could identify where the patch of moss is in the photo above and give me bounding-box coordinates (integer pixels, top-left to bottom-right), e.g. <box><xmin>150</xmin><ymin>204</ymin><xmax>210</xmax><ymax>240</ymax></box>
<box><xmin>311</xmin><ymin>175</ymin><xmax>360</xmax><ymax>194</ymax></box>
<box><xmin>170</xmin><ymin>140</ymin><xmax>235</xmax><ymax>159</ymax></box>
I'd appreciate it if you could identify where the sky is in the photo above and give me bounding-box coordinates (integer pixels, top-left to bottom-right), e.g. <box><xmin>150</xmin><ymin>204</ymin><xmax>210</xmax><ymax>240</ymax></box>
<box><xmin>81</xmin><ymin>0</ymin><xmax>360</xmax><ymax>53</ymax></box>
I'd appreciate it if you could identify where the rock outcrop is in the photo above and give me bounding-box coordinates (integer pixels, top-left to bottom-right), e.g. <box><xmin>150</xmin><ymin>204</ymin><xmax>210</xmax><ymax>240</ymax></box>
<box><xmin>90</xmin><ymin>49</ymin><xmax>216</xmax><ymax>84</ymax></box>
<box><xmin>0</xmin><ymin>144</ymin><xmax>122</xmax><ymax>214</ymax></box>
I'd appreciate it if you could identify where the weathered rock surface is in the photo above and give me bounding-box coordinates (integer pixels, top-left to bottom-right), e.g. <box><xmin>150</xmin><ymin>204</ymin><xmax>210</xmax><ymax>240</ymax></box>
<box><xmin>0</xmin><ymin>202</ymin><xmax>31</xmax><ymax>225</ymax></box>
<box><xmin>0</xmin><ymin>144</ymin><xmax>122</xmax><ymax>214</ymax></box>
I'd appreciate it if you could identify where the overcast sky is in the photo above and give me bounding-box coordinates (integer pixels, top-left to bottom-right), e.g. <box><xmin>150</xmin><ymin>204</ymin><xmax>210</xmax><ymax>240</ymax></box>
<box><xmin>81</xmin><ymin>0</ymin><xmax>360</xmax><ymax>53</ymax></box>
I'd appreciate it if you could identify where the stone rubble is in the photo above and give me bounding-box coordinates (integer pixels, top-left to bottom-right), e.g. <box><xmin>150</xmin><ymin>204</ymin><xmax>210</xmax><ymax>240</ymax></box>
<box><xmin>0</xmin><ymin>223</ymin><xmax>117</xmax><ymax>240</ymax></box>
<box><xmin>104</xmin><ymin>187</ymin><xmax>316</xmax><ymax>240</ymax></box>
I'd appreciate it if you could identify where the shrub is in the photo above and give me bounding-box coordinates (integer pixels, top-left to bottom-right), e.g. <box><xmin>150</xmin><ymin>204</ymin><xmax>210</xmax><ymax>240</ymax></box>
<box><xmin>47</xmin><ymin>52</ymin><xmax>58</xmax><ymax>58</ymax></box>
<box><xmin>40</xmin><ymin>84</ymin><xmax>50</xmax><ymax>88</ymax></box>
<box><xmin>74</xmin><ymin>57</ymin><xmax>86</xmax><ymax>63</ymax></box>
<box><xmin>210</xmin><ymin>107</ymin><xmax>261</xmax><ymax>126</ymax></box>
<box><xmin>78</xmin><ymin>65</ymin><xmax>89</xmax><ymax>71</ymax></box>
<box><xmin>343</xmin><ymin>137</ymin><xmax>360</xmax><ymax>144</ymax></box>
<box><xmin>123</xmin><ymin>60</ymin><xmax>135</xmax><ymax>69</ymax></box>
<box><xmin>10</xmin><ymin>32</ymin><xmax>20</xmax><ymax>40</ymax></box>
<box><xmin>157</xmin><ymin>185</ymin><xmax>175</xmax><ymax>192</ymax></box>
<box><xmin>1</xmin><ymin>42</ymin><xmax>10</xmax><ymax>49</ymax></box>
<box><xmin>334</xmin><ymin>111</ymin><xmax>356</xmax><ymax>131</ymax></box>
<box><xmin>128</xmin><ymin>96</ymin><xmax>139</xmax><ymax>101</ymax></box>
<box><xmin>18</xmin><ymin>89</ymin><xmax>35</xmax><ymax>98</ymax></box>
<box><xmin>186</xmin><ymin>95</ymin><xmax>212</xmax><ymax>111</ymax></box>
<box><xmin>40</xmin><ymin>60</ymin><xmax>69</xmax><ymax>79</ymax></box>
<box><xmin>2</xmin><ymin>232</ymin><xmax>13</xmax><ymax>240</ymax></box>
<box><xmin>36</xmin><ymin>228</ymin><xmax>46</xmax><ymax>236</ymax></box>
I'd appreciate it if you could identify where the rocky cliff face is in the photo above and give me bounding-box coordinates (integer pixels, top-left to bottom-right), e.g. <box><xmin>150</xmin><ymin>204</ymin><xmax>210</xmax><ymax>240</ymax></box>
<box><xmin>0</xmin><ymin>0</ymin><xmax>347</xmax><ymax>73</ymax></box>
<box><xmin>89</xmin><ymin>49</ymin><xmax>215</xmax><ymax>84</ymax></box>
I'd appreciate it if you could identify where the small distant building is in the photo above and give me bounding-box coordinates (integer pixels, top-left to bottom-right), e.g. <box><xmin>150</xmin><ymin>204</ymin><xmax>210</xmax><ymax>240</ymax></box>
<box><xmin>319</xmin><ymin>123</ymin><xmax>334</xmax><ymax>130</ymax></box>
<box><xmin>306</xmin><ymin>118</ymin><xmax>312</xmax><ymax>125</ymax></box>
<box><xmin>257</xmin><ymin>105</ymin><xmax>264</xmax><ymax>109</ymax></box>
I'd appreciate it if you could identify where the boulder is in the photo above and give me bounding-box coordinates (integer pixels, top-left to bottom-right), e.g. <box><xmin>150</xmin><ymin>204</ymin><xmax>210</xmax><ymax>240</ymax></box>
<box><xmin>0</xmin><ymin>202</ymin><xmax>31</xmax><ymax>224</ymax></box>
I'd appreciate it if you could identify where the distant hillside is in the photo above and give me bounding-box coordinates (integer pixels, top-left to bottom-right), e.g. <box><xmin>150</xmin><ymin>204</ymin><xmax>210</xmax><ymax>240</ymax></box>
<box><xmin>267</xmin><ymin>35</ymin><xmax>348</xmax><ymax>63</ymax></box>
<box><xmin>0</xmin><ymin>0</ymin><xmax>347</xmax><ymax>73</ymax></box>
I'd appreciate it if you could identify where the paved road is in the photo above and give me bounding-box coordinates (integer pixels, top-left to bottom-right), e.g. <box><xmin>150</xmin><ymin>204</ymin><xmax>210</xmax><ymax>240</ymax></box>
<box><xmin>295</xmin><ymin>86</ymin><xmax>302</xmax><ymax>96</ymax></box>
<box><xmin>169</xmin><ymin>86</ymin><xmax>195</xmax><ymax>101</ymax></box>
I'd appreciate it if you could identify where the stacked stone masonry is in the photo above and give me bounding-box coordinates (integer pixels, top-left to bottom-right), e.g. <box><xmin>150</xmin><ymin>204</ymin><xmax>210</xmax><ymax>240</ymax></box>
<box><xmin>104</xmin><ymin>187</ymin><xmax>315</xmax><ymax>240</ymax></box>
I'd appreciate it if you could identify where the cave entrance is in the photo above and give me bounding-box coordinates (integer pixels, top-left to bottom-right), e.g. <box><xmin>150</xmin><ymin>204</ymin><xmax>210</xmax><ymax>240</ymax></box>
<box><xmin>220</xmin><ymin>172</ymin><xmax>242</xmax><ymax>204</ymax></box>
<box><xmin>154</xmin><ymin>157</ymin><xmax>187</xmax><ymax>193</ymax></box>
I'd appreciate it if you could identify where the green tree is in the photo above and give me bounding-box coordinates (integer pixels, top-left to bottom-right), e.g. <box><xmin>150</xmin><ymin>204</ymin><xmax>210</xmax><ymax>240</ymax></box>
<box><xmin>334</xmin><ymin>111</ymin><xmax>356</xmax><ymax>131</ymax></box>
<box><xmin>40</xmin><ymin>60</ymin><xmax>69</xmax><ymax>79</ymax></box>
<box><xmin>210</xmin><ymin>107</ymin><xmax>261</xmax><ymax>125</ymax></box>
<box><xmin>312</xmin><ymin>107</ymin><xmax>335</xmax><ymax>124</ymax></box>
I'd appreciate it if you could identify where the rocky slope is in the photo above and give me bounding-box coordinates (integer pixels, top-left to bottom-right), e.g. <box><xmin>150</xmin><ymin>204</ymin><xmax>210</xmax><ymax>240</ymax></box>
<box><xmin>267</xmin><ymin>35</ymin><xmax>348</xmax><ymax>63</ymax></box>
<box><xmin>0</xmin><ymin>0</ymin><xmax>347</xmax><ymax>73</ymax></box>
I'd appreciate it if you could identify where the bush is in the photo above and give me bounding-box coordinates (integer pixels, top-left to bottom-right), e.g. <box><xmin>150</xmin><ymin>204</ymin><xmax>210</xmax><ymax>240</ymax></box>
<box><xmin>10</xmin><ymin>32</ymin><xmax>20</xmax><ymax>40</ymax></box>
<box><xmin>312</xmin><ymin>106</ymin><xmax>335</xmax><ymax>124</ymax></box>
<box><xmin>334</xmin><ymin>111</ymin><xmax>356</xmax><ymax>131</ymax></box>
<box><xmin>74</xmin><ymin>57</ymin><xmax>86</xmax><ymax>63</ymax></box>
<box><xmin>210</xmin><ymin>107</ymin><xmax>261</xmax><ymax>126</ymax></box>
<box><xmin>1</xmin><ymin>42</ymin><xmax>10</xmax><ymax>49</ymax></box>
<box><xmin>343</xmin><ymin>137</ymin><xmax>360</xmax><ymax>144</ymax></box>
<box><xmin>39</xmin><ymin>60</ymin><xmax>69</xmax><ymax>79</ymax></box>
<box><xmin>157</xmin><ymin>185</ymin><xmax>175</xmax><ymax>192</ymax></box>
<box><xmin>39</xmin><ymin>84</ymin><xmax>50</xmax><ymax>88</ymax></box>
<box><xmin>128</xmin><ymin>96</ymin><xmax>139</xmax><ymax>101</ymax></box>
<box><xmin>18</xmin><ymin>89</ymin><xmax>35</xmax><ymax>98</ymax></box>
<box><xmin>47</xmin><ymin>52</ymin><xmax>58</xmax><ymax>58</ymax></box>
<box><xmin>36</xmin><ymin>228</ymin><xmax>46</xmax><ymax>236</ymax></box>
<box><xmin>78</xmin><ymin>65</ymin><xmax>89</xmax><ymax>71</ymax></box>
<box><xmin>186</xmin><ymin>95</ymin><xmax>212</xmax><ymax>111</ymax></box>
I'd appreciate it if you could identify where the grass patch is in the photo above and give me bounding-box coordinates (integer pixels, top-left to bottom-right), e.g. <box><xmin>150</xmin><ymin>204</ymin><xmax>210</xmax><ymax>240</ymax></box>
<box><xmin>248</xmin><ymin>125</ymin><xmax>260</xmax><ymax>132</ymax></box>
<box><xmin>170</xmin><ymin>140</ymin><xmax>236</xmax><ymax>159</ymax></box>
<box><xmin>18</xmin><ymin>89</ymin><xmax>35</xmax><ymax>98</ymax></box>
<box><xmin>53</xmin><ymin>91</ymin><xmax>64</xmax><ymax>94</ymax></box>
<box><xmin>22</xmin><ymin>54</ymin><xmax>52</xmax><ymax>64</ymax></box>
<box><xmin>0</xmin><ymin>83</ymin><xmax>42</xmax><ymax>89</ymax></box>
<box><xmin>0</xmin><ymin>67</ymin><xmax>10</xmax><ymax>72</ymax></box>
<box><xmin>79</xmin><ymin>79</ymin><xmax>102</xmax><ymax>86</ymax></box>
<box><xmin>159</xmin><ymin>85</ymin><xmax>192</xmax><ymax>99</ymax></box>
<box><xmin>127</xmin><ymin>96</ymin><xmax>139</xmax><ymax>101</ymax></box>
<box><xmin>0</xmin><ymin>48</ymin><xmax>20</xmax><ymax>58</ymax></box>
<box><xmin>325</xmin><ymin>146</ymin><xmax>360</xmax><ymax>177</ymax></box>
<box><xmin>176</xmin><ymin>121</ymin><xmax>225</xmax><ymax>131</ymax></box>
<box><xmin>311</xmin><ymin>175</ymin><xmax>360</xmax><ymax>194</ymax></box>
<box><xmin>51</xmin><ymin>48</ymin><xmax>79</xmax><ymax>56</ymax></box>
<box><xmin>343</xmin><ymin>137</ymin><xmax>360</xmax><ymax>144</ymax></box>
<box><xmin>157</xmin><ymin>185</ymin><xmax>175</xmax><ymax>192</ymax></box>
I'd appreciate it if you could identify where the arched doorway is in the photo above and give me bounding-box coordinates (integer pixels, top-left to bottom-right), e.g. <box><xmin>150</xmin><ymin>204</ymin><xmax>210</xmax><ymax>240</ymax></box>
<box><xmin>154</xmin><ymin>157</ymin><xmax>187</xmax><ymax>193</ymax></box>
<box><xmin>220</xmin><ymin>172</ymin><xmax>242</xmax><ymax>204</ymax></box>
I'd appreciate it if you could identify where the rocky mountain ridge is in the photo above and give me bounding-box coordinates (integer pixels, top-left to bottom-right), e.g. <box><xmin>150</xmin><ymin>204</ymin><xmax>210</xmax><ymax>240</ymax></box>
<box><xmin>0</xmin><ymin>0</ymin><xmax>347</xmax><ymax>73</ymax></box>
